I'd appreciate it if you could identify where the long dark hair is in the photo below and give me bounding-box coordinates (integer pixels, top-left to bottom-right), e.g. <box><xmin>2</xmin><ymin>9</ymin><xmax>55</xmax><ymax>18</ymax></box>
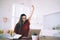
<box><xmin>14</xmin><ymin>14</ymin><xmax>26</xmax><ymax>34</ymax></box>
<box><xmin>18</xmin><ymin>14</ymin><xmax>26</xmax><ymax>28</ymax></box>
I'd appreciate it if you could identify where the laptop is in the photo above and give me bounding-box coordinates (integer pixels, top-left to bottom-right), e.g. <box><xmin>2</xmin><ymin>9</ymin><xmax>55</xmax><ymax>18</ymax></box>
<box><xmin>28</xmin><ymin>29</ymin><xmax>41</xmax><ymax>38</ymax></box>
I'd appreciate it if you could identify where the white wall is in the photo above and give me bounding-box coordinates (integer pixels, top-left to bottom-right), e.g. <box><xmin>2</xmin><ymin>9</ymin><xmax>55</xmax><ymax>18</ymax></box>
<box><xmin>0</xmin><ymin>0</ymin><xmax>13</xmax><ymax>30</ymax></box>
<box><xmin>0</xmin><ymin>0</ymin><xmax>60</xmax><ymax>37</ymax></box>
<box><xmin>39</xmin><ymin>0</ymin><xmax>60</xmax><ymax>15</ymax></box>
<box><xmin>42</xmin><ymin>12</ymin><xmax>60</xmax><ymax>37</ymax></box>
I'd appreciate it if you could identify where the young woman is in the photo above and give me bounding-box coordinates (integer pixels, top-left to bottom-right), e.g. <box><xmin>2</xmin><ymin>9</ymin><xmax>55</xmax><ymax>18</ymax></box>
<box><xmin>14</xmin><ymin>5</ymin><xmax>34</xmax><ymax>37</ymax></box>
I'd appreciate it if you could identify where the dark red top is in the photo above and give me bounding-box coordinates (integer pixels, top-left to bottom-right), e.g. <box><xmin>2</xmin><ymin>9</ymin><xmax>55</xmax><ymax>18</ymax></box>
<box><xmin>14</xmin><ymin>19</ymin><xmax>30</xmax><ymax>36</ymax></box>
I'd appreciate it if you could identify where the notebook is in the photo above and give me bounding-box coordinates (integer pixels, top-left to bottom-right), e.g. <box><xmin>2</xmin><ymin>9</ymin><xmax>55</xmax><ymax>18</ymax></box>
<box><xmin>8</xmin><ymin>34</ymin><xmax>22</xmax><ymax>39</ymax></box>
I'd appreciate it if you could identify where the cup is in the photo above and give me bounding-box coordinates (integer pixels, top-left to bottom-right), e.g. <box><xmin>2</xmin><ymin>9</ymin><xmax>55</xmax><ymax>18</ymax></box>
<box><xmin>32</xmin><ymin>35</ymin><xmax>38</xmax><ymax>40</ymax></box>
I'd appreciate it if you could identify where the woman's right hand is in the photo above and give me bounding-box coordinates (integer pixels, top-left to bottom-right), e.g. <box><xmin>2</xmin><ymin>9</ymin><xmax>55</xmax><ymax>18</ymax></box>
<box><xmin>32</xmin><ymin>5</ymin><xmax>34</xmax><ymax>11</ymax></box>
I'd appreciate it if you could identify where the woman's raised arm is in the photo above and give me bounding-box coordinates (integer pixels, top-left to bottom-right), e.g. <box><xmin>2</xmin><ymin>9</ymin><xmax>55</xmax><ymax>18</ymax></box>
<box><xmin>28</xmin><ymin>5</ymin><xmax>35</xmax><ymax>21</ymax></box>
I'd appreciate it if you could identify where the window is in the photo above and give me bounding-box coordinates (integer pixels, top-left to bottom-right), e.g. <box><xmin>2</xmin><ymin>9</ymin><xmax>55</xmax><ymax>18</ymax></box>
<box><xmin>11</xmin><ymin>4</ymin><xmax>31</xmax><ymax>30</ymax></box>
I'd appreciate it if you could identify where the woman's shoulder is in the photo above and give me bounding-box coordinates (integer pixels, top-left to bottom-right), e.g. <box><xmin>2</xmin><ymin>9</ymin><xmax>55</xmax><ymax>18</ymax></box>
<box><xmin>26</xmin><ymin>19</ymin><xmax>30</xmax><ymax>24</ymax></box>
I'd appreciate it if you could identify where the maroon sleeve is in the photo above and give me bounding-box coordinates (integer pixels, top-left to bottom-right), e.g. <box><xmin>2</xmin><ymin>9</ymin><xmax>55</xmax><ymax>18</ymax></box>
<box><xmin>26</xmin><ymin>19</ymin><xmax>30</xmax><ymax>25</ymax></box>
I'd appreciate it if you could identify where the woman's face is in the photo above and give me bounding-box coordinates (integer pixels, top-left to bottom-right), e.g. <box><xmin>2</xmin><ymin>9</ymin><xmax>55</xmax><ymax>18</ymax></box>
<box><xmin>22</xmin><ymin>16</ymin><xmax>26</xmax><ymax>22</ymax></box>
